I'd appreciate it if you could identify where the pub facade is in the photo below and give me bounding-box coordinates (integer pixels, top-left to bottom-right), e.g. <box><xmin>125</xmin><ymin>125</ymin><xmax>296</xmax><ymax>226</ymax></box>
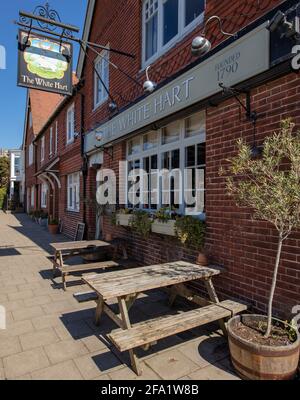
<box><xmin>25</xmin><ymin>0</ymin><xmax>300</xmax><ymax>318</ymax></box>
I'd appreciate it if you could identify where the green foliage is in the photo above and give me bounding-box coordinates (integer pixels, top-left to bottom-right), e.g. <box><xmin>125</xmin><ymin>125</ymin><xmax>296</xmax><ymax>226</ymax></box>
<box><xmin>0</xmin><ymin>156</ymin><xmax>9</xmax><ymax>188</ymax></box>
<box><xmin>222</xmin><ymin>119</ymin><xmax>300</xmax><ymax>238</ymax></box>
<box><xmin>0</xmin><ymin>187</ymin><xmax>7</xmax><ymax>209</ymax></box>
<box><xmin>221</xmin><ymin>119</ymin><xmax>300</xmax><ymax>337</ymax></box>
<box><xmin>48</xmin><ymin>218</ymin><xmax>59</xmax><ymax>225</ymax></box>
<box><xmin>118</xmin><ymin>208</ymin><xmax>131</xmax><ymax>215</ymax></box>
<box><xmin>175</xmin><ymin>216</ymin><xmax>206</xmax><ymax>250</ymax></box>
<box><xmin>129</xmin><ymin>209</ymin><xmax>153</xmax><ymax>238</ymax></box>
<box><xmin>154</xmin><ymin>207</ymin><xmax>177</xmax><ymax>223</ymax></box>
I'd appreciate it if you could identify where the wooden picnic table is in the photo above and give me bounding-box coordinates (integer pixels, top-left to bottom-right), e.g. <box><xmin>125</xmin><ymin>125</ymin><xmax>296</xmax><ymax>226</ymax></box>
<box><xmin>50</xmin><ymin>240</ymin><xmax>119</xmax><ymax>290</ymax></box>
<box><xmin>83</xmin><ymin>261</ymin><xmax>247</xmax><ymax>375</ymax></box>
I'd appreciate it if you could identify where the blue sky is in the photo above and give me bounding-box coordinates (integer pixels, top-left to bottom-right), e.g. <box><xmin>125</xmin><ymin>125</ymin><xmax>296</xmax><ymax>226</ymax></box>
<box><xmin>0</xmin><ymin>1</ymin><xmax>87</xmax><ymax>150</ymax></box>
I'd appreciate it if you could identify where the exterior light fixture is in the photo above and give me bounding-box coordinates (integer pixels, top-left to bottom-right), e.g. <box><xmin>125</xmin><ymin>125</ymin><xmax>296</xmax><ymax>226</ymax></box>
<box><xmin>143</xmin><ymin>66</ymin><xmax>156</xmax><ymax>93</ymax></box>
<box><xmin>108</xmin><ymin>102</ymin><xmax>117</xmax><ymax>112</ymax></box>
<box><xmin>95</xmin><ymin>131</ymin><xmax>103</xmax><ymax>142</ymax></box>
<box><xmin>191</xmin><ymin>16</ymin><xmax>237</xmax><ymax>57</ymax></box>
<box><xmin>268</xmin><ymin>11</ymin><xmax>300</xmax><ymax>39</ymax></box>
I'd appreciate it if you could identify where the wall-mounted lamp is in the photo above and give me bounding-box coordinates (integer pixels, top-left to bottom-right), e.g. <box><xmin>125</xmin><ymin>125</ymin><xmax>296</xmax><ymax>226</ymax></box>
<box><xmin>95</xmin><ymin>131</ymin><xmax>103</xmax><ymax>143</ymax></box>
<box><xmin>143</xmin><ymin>66</ymin><xmax>156</xmax><ymax>93</ymax></box>
<box><xmin>108</xmin><ymin>102</ymin><xmax>118</xmax><ymax>112</ymax></box>
<box><xmin>191</xmin><ymin>16</ymin><xmax>237</xmax><ymax>57</ymax></box>
<box><xmin>268</xmin><ymin>10</ymin><xmax>300</xmax><ymax>39</ymax></box>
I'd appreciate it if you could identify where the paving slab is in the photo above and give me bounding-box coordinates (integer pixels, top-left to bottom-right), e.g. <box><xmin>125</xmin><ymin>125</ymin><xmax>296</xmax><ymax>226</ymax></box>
<box><xmin>44</xmin><ymin>339</ymin><xmax>89</xmax><ymax>364</ymax></box>
<box><xmin>20</xmin><ymin>328</ymin><xmax>60</xmax><ymax>351</ymax></box>
<box><xmin>145</xmin><ymin>349</ymin><xmax>199</xmax><ymax>380</ymax></box>
<box><xmin>31</xmin><ymin>360</ymin><xmax>83</xmax><ymax>380</ymax></box>
<box><xmin>3</xmin><ymin>347</ymin><xmax>50</xmax><ymax>379</ymax></box>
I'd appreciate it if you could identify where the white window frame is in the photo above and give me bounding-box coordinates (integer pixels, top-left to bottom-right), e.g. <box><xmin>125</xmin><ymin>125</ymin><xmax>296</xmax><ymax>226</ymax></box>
<box><xmin>142</xmin><ymin>0</ymin><xmax>205</xmax><ymax>68</ymax></box>
<box><xmin>55</xmin><ymin>121</ymin><xmax>58</xmax><ymax>154</ymax></box>
<box><xmin>30</xmin><ymin>185</ymin><xmax>35</xmax><ymax>208</ymax></box>
<box><xmin>126</xmin><ymin>110</ymin><xmax>206</xmax><ymax>216</ymax></box>
<box><xmin>41</xmin><ymin>136</ymin><xmax>45</xmax><ymax>162</ymax></box>
<box><xmin>28</xmin><ymin>143</ymin><xmax>33</xmax><ymax>166</ymax></box>
<box><xmin>94</xmin><ymin>48</ymin><xmax>109</xmax><ymax>110</ymax></box>
<box><xmin>41</xmin><ymin>183</ymin><xmax>48</xmax><ymax>209</ymax></box>
<box><xmin>49</xmin><ymin>127</ymin><xmax>53</xmax><ymax>156</ymax></box>
<box><xmin>67</xmin><ymin>172</ymin><xmax>80</xmax><ymax>212</ymax></box>
<box><xmin>66</xmin><ymin>103</ymin><xmax>75</xmax><ymax>144</ymax></box>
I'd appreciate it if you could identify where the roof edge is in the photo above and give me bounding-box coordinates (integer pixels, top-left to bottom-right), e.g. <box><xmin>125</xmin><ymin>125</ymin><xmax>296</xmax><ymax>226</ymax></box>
<box><xmin>76</xmin><ymin>0</ymin><xmax>95</xmax><ymax>79</ymax></box>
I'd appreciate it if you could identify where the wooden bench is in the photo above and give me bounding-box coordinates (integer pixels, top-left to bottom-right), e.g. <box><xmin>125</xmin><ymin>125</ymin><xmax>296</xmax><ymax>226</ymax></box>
<box><xmin>59</xmin><ymin>260</ymin><xmax>120</xmax><ymax>290</ymax></box>
<box><xmin>108</xmin><ymin>300</ymin><xmax>247</xmax><ymax>353</ymax></box>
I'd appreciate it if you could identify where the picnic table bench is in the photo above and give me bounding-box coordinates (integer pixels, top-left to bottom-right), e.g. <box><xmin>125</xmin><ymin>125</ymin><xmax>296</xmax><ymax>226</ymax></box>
<box><xmin>83</xmin><ymin>261</ymin><xmax>247</xmax><ymax>375</ymax></box>
<box><xmin>50</xmin><ymin>239</ymin><xmax>128</xmax><ymax>290</ymax></box>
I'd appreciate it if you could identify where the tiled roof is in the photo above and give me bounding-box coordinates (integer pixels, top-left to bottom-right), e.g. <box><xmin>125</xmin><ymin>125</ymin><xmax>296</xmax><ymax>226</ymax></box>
<box><xmin>29</xmin><ymin>89</ymin><xmax>63</xmax><ymax>135</ymax></box>
<box><xmin>28</xmin><ymin>73</ymin><xmax>79</xmax><ymax>136</ymax></box>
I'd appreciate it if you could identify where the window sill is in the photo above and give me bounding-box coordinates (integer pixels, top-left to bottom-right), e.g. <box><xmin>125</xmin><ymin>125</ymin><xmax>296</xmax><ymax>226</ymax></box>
<box><xmin>66</xmin><ymin>208</ymin><xmax>80</xmax><ymax>213</ymax></box>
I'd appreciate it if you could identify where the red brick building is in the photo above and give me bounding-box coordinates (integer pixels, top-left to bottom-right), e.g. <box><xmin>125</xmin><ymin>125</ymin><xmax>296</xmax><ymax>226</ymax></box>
<box><xmin>77</xmin><ymin>0</ymin><xmax>300</xmax><ymax>315</ymax></box>
<box><xmin>24</xmin><ymin>0</ymin><xmax>300</xmax><ymax>318</ymax></box>
<box><xmin>23</xmin><ymin>89</ymin><xmax>62</xmax><ymax>213</ymax></box>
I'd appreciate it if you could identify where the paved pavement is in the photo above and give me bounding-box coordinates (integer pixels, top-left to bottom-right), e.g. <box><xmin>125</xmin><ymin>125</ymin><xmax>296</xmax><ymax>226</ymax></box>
<box><xmin>0</xmin><ymin>211</ymin><xmax>239</xmax><ymax>380</ymax></box>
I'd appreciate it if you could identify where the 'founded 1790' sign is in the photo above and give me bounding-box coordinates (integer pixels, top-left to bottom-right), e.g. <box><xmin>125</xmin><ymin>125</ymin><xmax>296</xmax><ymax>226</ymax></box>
<box><xmin>17</xmin><ymin>30</ymin><xmax>73</xmax><ymax>96</ymax></box>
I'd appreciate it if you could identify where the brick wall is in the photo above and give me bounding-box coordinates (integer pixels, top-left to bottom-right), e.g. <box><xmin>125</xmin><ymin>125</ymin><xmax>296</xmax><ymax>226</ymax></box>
<box><xmin>98</xmin><ymin>71</ymin><xmax>300</xmax><ymax>319</ymax></box>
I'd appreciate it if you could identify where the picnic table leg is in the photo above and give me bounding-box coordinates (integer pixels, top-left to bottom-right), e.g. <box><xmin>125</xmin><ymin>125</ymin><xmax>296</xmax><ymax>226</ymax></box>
<box><xmin>118</xmin><ymin>296</ymin><xmax>142</xmax><ymax>376</ymax></box>
<box><xmin>53</xmin><ymin>251</ymin><xmax>58</xmax><ymax>278</ymax></box>
<box><xmin>204</xmin><ymin>278</ymin><xmax>228</xmax><ymax>337</ymax></box>
<box><xmin>95</xmin><ymin>297</ymin><xmax>104</xmax><ymax>326</ymax></box>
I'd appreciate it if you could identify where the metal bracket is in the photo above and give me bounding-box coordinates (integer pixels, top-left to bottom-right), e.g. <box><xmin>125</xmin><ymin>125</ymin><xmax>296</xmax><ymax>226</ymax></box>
<box><xmin>219</xmin><ymin>83</ymin><xmax>258</xmax><ymax>123</ymax></box>
<box><xmin>94</xmin><ymin>145</ymin><xmax>113</xmax><ymax>160</ymax></box>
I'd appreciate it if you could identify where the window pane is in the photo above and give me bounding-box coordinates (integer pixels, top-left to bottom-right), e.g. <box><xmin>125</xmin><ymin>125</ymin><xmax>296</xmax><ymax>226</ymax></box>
<box><xmin>171</xmin><ymin>149</ymin><xmax>180</xmax><ymax>169</ymax></box>
<box><xmin>128</xmin><ymin>137</ymin><xmax>141</xmax><ymax>155</ymax></box>
<box><xmin>162</xmin><ymin>120</ymin><xmax>180</xmax><ymax>144</ymax></box>
<box><xmin>163</xmin><ymin>0</ymin><xmax>179</xmax><ymax>45</ymax></box>
<box><xmin>146</xmin><ymin>14</ymin><xmax>158</xmax><ymax>60</ymax></box>
<box><xmin>197</xmin><ymin>143</ymin><xmax>206</xmax><ymax>166</ymax></box>
<box><xmin>143</xmin><ymin>131</ymin><xmax>158</xmax><ymax>151</ymax></box>
<box><xmin>185</xmin><ymin>112</ymin><xmax>205</xmax><ymax>138</ymax></box>
<box><xmin>185</xmin><ymin>0</ymin><xmax>204</xmax><ymax>26</ymax></box>
<box><xmin>186</xmin><ymin>145</ymin><xmax>195</xmax><ymax>167</ymax></box>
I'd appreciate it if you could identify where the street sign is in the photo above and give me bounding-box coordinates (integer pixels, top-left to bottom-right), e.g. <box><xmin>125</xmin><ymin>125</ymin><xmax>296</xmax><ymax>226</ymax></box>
<box><xmin>17</xmin><ymin>29</ymin><xmax>73</xmax><ymax>96</ymax></box>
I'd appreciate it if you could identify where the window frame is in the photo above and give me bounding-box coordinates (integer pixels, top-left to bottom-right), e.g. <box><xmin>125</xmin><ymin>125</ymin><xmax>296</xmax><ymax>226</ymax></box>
<box><xmin>41</xmin><ymin>183</ymin><xmax>48</xmax><ymax>209</ymax></box>
<box><xmin>67</xmin><ymin>172</ymin><xmax>80</xmax><ymax>212</ymax></box>
<box><xmin>41</xmin><ymin>136</ymin><xmax>45</xmax><ymax>162</ymax></box>
<box><xmin>93</xmin><ymin>48</ymin><xmax>110</xmax><ymax>110</ymax></box>
<box><xmin>49</xmin><ymin>127</ymin><xmax>53</xmax><ymax>156</ymax></box>
<box><xmin>126</xmin><ymin>110</ymin><xmax>206</xmax><ymax>216</ymax></box>
<box><xmin>55</xmin><ymin>121</ymin><xmax>58</xmax><ymax>154</ymax></box>
<box><xmin>66</xmin><ymin>103</ymin><xmax>75</xmax><ymax>145</ymax></box>
<box><xmin>142</xmin><ymin>0</ymin><xmax>205</xmax><ymax>67</ymax></box>
<box><xmin>28</xmin><ymin>143</ymin><xmax>34</xmax><ymax>166</ymax></box>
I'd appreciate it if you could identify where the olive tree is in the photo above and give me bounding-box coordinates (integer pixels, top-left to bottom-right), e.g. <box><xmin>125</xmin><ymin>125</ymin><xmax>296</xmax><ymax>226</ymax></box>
<box><xmin>222</xmin><ymin>119</ymin><xmax>300</xmax><ymax>337</ymax></box>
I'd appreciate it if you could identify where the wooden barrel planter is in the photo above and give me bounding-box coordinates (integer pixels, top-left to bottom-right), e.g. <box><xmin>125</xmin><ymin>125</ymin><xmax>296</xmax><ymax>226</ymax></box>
<box><xmin>227</xmin><ymin>315</ymin><xmax>300</xmax><ymax>380</ymax></box>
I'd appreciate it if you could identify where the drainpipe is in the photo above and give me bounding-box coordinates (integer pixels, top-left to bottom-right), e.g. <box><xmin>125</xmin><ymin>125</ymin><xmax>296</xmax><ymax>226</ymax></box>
<box><xmin>79</xmin><ymin>88</ymin><xmax>88</xmax><ymax>234</ymax></box>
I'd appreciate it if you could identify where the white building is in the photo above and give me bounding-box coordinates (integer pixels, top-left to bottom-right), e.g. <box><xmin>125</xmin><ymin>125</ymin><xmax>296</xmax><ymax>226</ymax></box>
<box><xmin>8</xmin><ymin>149</ymin><xmax>25</xmax><ymax>208</ymax></box>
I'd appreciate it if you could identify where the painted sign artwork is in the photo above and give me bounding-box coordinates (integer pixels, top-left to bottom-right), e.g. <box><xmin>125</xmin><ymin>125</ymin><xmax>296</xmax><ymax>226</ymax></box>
<box><xmin>17</xmin><ymin>30</ymin><xmax>73</xmax><ymax>95</ymax></box>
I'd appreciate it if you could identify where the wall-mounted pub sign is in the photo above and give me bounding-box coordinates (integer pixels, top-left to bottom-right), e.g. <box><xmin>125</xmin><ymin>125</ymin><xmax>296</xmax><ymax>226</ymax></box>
<box><xmin>17</xmin><ymin>29</ymin><xmax>72</xmax><ymax>96</ymax></box>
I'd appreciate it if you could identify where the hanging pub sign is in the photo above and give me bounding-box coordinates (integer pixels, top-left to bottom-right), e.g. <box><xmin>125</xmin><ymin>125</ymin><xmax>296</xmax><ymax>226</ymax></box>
<box><xmin>17</xmin><ymin>29</ymin><xmax>73</xmax><ymax>96</ymax></box>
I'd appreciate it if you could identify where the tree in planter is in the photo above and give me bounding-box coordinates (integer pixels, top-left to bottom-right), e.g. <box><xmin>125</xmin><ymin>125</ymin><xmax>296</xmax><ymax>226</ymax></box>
<box><xmin>222</xmin><ymin>119</ymin><xmax>300</xmax><ymax>338</ymax></box>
